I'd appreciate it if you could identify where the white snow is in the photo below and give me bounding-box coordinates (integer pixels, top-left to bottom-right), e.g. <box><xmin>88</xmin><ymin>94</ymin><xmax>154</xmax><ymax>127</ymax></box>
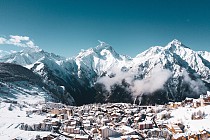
<box><xmin>165</xmin><ymin>105</ymin><xmax>210</xmax><ymax>133</ymax></box>
<box><xmin>0</xmin><ymin>102</ymin><xmax>50</xmax><ymax>140</ymax></box>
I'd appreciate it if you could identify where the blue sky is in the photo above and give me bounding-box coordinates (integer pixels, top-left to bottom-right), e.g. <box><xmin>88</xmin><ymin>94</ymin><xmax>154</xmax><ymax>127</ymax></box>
<box><xmin>0</xmin><ymin>0</ymin><xmax>210</xmax><ymax>57</ymax></box>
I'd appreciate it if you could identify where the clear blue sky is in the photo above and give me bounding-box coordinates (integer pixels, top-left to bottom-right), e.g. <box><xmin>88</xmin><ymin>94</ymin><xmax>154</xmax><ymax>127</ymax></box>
<box><xmin>0</xmin><ymin>0</ymin><xmax>210</xmax><ymax>57</ymax></box>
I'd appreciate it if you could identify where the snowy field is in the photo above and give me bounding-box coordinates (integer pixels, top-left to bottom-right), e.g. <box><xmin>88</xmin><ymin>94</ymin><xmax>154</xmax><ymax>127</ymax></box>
<box><xmin>165</xmin><ymin>105</ymin><xmax>210</xmax><ymax>136</ymax></box>
<box><xmin>0</xmin><ymin>100</ymin><xmax>50</xmax><ymax>140</ymax></box>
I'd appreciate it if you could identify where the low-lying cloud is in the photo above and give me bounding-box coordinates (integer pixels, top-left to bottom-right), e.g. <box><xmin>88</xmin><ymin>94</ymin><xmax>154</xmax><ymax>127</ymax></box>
<box><xmin>97</xmin><ymin>66</ymin><xmax>134</xmax><ymax>91</ymax></box>
<box><xmin>132</xmin><ymin>66</ymin><xmax>172</xmax><ymax>96</ymax></box>
<box><xmin>97</xmin><ymin>64</ymin><xmax>172</xmax><ymax>97</ymax></box>
<box><xmin>182</xmin><ymin>70</ymin><xmax>207</xmax><ymax>94</ymax></box>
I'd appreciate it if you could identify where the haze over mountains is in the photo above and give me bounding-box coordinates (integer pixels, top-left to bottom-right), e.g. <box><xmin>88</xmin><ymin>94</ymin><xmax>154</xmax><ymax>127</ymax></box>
<box><xmin>0</xmin><ymin>39</ymin><xmax>209</xmax><ymax>105</ymax></box>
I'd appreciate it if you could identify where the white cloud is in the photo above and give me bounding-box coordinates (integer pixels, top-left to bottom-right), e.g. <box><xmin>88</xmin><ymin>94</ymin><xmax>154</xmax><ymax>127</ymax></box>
<box><xmin>97</xmin><ymin>64</ymin><xmax>172</xmax><ymax>97</ymax></box>
<box><xmin>0</xmin><ymin>35</ymin><xmax>39</xmax><ymax>50</ymax></box>
<box><xmin>9</xmin><ymin>35</ymin><xmax>30</xmax><ymax>42</ymax></box>
<box><xmin>10</xmin><ymin>35</ymin><xmax>29</xmax><ymax>42</ymax></box>
<box><xmin>132</xmin><ymin>66</ymin><xmax>172</xmax><ymax>96</ymax></box>
<box><xmin>182</xmin><ymin>70</ymin><xmax>207</xmax><ymax>94</ymax></box>
<box><xmin>0</xmin><ymin>37</ymin><xmax>6</xmax><ymax>44</ymax></box>
<box><xmin>97</xmin><ymin>66</ymin><xmax>135</xmax><ymax>91</ymax></box>
<box><xmin>26</xmin><ymin>40</ymin><xmax>36</xmax><ymax>48</ymax></box>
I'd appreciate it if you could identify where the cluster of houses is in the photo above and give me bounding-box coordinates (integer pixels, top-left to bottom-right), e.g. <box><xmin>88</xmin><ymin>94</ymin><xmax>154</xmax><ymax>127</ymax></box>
<box><xmin>17</xmin><ymin>92</ymin><xmax>210</xmax><ymax>140</ymax></box>
<box><xmin>169</xmin><ymin>91</ymin><xmax>210</xmax><ymax>109</ymax></box>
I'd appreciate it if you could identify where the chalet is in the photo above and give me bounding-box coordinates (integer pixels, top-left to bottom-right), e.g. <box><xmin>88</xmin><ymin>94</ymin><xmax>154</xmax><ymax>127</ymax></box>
<box><xmin>101</xmin><ymin>118</ymin><xmax>111</xmax><ymax>125</ymax></box>
<box><xmin>42</xmin><ymin>135</ymin><xmax>54</xmax><ymax>140</ymax></box>
<box><xmin>51</xmin><ymin>108</ymin><xmax>60</xmax><ymax>115</ymax></box>
<box><xmin>149</xmin><ymin>128</ymin><xmax>161</xmax><ymax>138</ymax></box>
<box><xmin>166</xmin><ymin>124</ymin><xmax>182</xmax><ymax>134</ymax></box>
<box><xmin>184</xmin><ymin>98</ymin><xmax>193</xmax><ymax>105</ymax></box>
<box><xmin>64</xmin><ymin>126</ymin><xmax>75</xmax><ymax>134</ymax></box>
<box><xmin>169</xmin><ymin>102</ymin><xmax>182</xmax><ymax>108</ymax></box>
<box><xmin>119</xmin><ymin>125</ymin><xmax>136</xmax><ymax>135</ymax></box>
<box><xmin>125</xmin><ymin>109</ymin><xmax>132</xmax><ymax>115</ymax></box>
<box><xmin>83</xmin><ymin>120</ymin><xmax>91</xmax><ymax>130</ymax></box>
<box><xmin>111</xmin><ymin>112</ymin><xmax>121</xmax><ymax>119</ymax></box>
<box><xmin>74</xmin><ymin>128</ymin><xmax>80</xmax><ymax>134</ymax></box>
<box><xmin>172</xmin><ymin>133</ymin><xmax>187</xmax><ymax>140</ymax></box>
<box><xmin>45</xmin><ymin>123</ymin><xmax>52</xmax><ymax>131</ymax></box>
<box><xmin>120</xmin><ymin>117</ymin><xmax>128</xmax><ymax>125</ymax></box>
<box><xmin>139</xmin><ymin>121</ymin><xmax>153</xmax><ymax>130</ymax></box>
<box><xmin>193</xmin><ymin>99</ymin><xmax>201</xmax><ymax>108</ymax></box>
<box><xmin>66</xmin><ymin>109</ymin><xmax>73</xmax><ymax>117</ymax></box>
<box><xmin>51</xmin><ymin>119</ymin><xmax>60</xmax><ymax>126</ymax></box>
<box><xmin>203</xmin><ymin>96</ymin><xmax>210</xmax><ymax>102</ymax></box>
<box><xmin>121</xmin><ymin>135</ymin><xmax>141</xmax><ymax>140</ymax></box>
<box><xmin>90</xmin><ymin>128</ymin><xmax>98</xmax><ymax>134</ymax></box>
<box><xmin>200</xmin><ymin>130</ymin><xmax>210</xmax><ymax>139</ymax></box>
<box><xmin>99</xmin><ymin>126</ymin><xmax>121</xmax><ymax>138</ymax></box>
<box><xmin>74</xmin><ymin>135</ymin><xmax>90</xmax><ymax>140</ymax></box>
<box><xmin>134</xmin><ymin>117</ymin><xmax>140</xmax><ymax>123</ymax></box>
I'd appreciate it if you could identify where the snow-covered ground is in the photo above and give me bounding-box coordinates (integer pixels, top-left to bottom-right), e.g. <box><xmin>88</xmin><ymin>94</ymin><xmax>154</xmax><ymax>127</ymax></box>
<box><xmin>0</xmin><ymin>101</ymin><xmax>50</xmax><ymax>140</ymax></box>
<box><xmin>166</xmin><ymin>105</ymin><xmax>210</xmax><ymax>134</ymax></box>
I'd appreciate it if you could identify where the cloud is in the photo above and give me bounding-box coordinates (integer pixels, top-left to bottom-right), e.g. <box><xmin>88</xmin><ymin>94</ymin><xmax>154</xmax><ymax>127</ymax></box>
<box><xmin>0</xmin><ymin>35</ymin><xmax>39</xmax><ymax>50</ymax></box>
<box><xmin>0</xmin><ymin>37</ymin><xmax>6</xmax><ymax>44</ymax></box>
<box><xmin>97</xmin><ymin>66</ymin><xmax>134</xmax><ymax>91</ymax></box>
<box><xmin>10</xmin><ymin>35</ymin><xmax>30</xmax><ymax>42</ymax></box>
<box><xmin>182</xmin><ymin>70</ymin><xmax>207</xmax><ymax>94</ymax></box>
<box><xmin>131</xmin><ymin>66</ymin><xmax>172</xmax><ymax>96</ymax></box>
<box><xmin>97</xmin><ymin>64</ymin><xmax>172</xmax><ymax>97</ymax></box>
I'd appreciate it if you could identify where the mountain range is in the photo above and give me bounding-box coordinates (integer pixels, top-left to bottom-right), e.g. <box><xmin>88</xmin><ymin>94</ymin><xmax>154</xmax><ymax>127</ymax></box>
<box><xmin>0</xmin><ymin>39</ymin><xmax>209</xmax><ymax>105</ymax></box>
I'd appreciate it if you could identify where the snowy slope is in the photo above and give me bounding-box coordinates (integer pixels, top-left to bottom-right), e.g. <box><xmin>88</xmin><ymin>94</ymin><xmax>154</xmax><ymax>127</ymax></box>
<box><xmin>0</xmin><ymin>63</ymin><xmax>50</xmax><ymax>102</ymax></box>
<box><xmin>74</xmin><ymin>41</ymin><xmax>132</xmax><ymax>84</ymax></box>
<box><xmin>0</xmin><ymin>63</ymin><xmax>74</xmax><ymax>105</ymax></box>
<box><xmin>94</xmin><ymin>39</ymin><xmax>210</xmax><ymax>103</ymax></box>
<box><xmin>0</xmin><ymin>39</ymin><xmax>209</xmax><ymax>105</ymax></box>
<box><xmin>0</xmin><ymin>47</ymin><xmax>65</xmax><ymax>66</ymax></box>
<box><xmin>198</xmin><ymin>51</ymin><xmax>210</xmax><ymax>62</ymax></box>
<box><xmin>133</xmin><ymin>39</ymin><xmax>210</xmax><ymax>82</ymax></box>
<box><xmin>0</xmin><ymin>50</ymin><xmax>10</xmax><ymax>58</ymax></box>
<box><xmin>0</xmin><ymin>102</ymin><xmax>50</xmax><ymax>140</ymax></box>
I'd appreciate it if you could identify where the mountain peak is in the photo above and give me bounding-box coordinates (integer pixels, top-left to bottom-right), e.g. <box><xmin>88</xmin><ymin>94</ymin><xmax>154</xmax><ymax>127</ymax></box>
<box><xmin>165</xmin><ymin>39</ymin><xmax>190</xmax><ymax>50</ymax></box>
<box><xmin>98</xmin><ymin>40</ymin><xmax>108</xmax><ymax>46</ymax></box>
<box><xmin>76</xmin><ymin>41</ymin><xmax>116</xmax><ymax>59</ymax></box>
<box><xmin>21</xmin><ymin>46</ymin><xmax>42</xmax><ymax>54</ymax></box>
<box><xmin>95</xmin><ymin>40</ymin><xmax>111</xmax><ymax>51</ymax></box>
<box><xmin>169</xmin><ymin>39</ymin><xmax>182</xmax><ymax>47</ymax></box>
<box><xmin>92</xmin><ymin>41</ymin><xmax>120</xmax><ymax>57</ymax></box>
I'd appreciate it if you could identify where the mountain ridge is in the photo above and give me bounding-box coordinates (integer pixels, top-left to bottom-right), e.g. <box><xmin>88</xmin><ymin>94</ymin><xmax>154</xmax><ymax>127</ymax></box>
<box><xmin>0</xmin><ymin>39</ymin><xmax>209</xmax><ymax>105</ymax></box>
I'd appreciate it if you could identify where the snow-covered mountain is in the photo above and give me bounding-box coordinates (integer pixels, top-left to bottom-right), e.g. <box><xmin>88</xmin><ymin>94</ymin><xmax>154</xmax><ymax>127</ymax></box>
<box><xmin>0</xmin><ymin>63</ymin><xmax>75</xmax><ymax>105</ymax></box>
<box><xmin>74</xmin><ymin>41</ymin><xmax>131</xmax><ymax>84</ymax></box>
<box><xmin>0</xmin><ymin>39</ymin><xmax>209</xmax><ymax>105</ymax></box>
<box><xmin>0</xmin><ymin>63</ymin><xmax>51</xmax><ymax>103</ymax></box>
<box><xmin>0</xmin><ymin>47</ymin><xmax>65</xmax><ymax>66</ymax></box>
